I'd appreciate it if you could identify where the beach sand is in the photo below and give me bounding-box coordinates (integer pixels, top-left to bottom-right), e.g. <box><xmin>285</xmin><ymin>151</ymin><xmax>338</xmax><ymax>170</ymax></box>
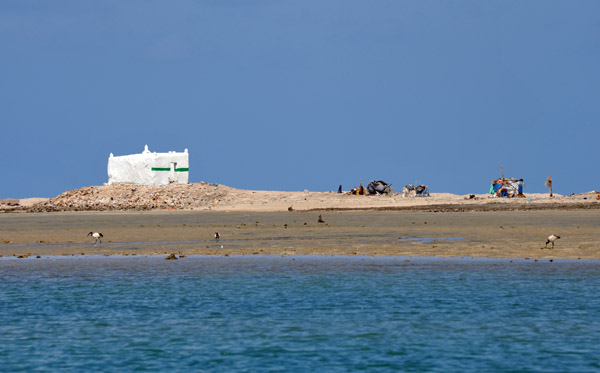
<box><xmin>2</xmin><ymin>183</ymin><xmax>598</xmax><ymax>213</ymax></box>
<box><xmin>1</xmin><ymin>209</ymin><xmax>599</xmax><ymax>259</ymax></box>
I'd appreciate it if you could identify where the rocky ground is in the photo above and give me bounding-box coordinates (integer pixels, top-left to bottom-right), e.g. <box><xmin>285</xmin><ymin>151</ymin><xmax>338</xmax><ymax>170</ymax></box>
<box><xmin>1</xmin><ymin>183</ymin><xmax>599</xmax><ymax>213</ymax></box>
<box><xmin>3</xmin><ymin>183</ymin><xmax>230</xmax><ymax>212</ymax></box>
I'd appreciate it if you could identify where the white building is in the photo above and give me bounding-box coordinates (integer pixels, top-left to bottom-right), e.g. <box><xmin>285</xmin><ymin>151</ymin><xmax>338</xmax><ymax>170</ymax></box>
<box><xmin>107</xmin><ymin>145</ymin><xmax>189</xmax><ymax>185</ymax></box>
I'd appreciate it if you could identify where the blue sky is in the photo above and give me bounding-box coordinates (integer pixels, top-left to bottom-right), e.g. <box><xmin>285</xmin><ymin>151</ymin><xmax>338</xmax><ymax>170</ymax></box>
<box><xmin>1</xmin><ymin>1</ymin><xmax>598</xmax><ymax>198</ymax></box>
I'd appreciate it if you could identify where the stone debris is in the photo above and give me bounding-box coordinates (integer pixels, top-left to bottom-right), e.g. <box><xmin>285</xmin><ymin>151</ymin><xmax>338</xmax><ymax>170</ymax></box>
<box><xmin>24</xmin><ymin>182</ymin><xmax>231</xmax><ymax>212</ymax></box>
<box><xmin>0</xmin><ymin>199</ymin><xmax>20</xmax><ymax>206</ymax></box>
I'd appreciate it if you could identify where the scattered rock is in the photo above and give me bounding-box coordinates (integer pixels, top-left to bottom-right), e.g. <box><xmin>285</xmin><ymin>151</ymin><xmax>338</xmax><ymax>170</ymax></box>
<box><xmin>0</xmin><ymin>199</ymin><xmax>20</xmax><ymax>206</ymax></box>
<box><xmin>18</xmin><ymin>183</ymin><xmax>232</xmax><ymax>212</ymax></box>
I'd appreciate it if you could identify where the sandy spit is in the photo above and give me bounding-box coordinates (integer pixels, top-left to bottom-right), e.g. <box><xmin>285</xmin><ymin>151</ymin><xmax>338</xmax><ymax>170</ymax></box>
<box><xmin>1</xmin><ymin>184</ymin><xmax>599</xmax><ymax>259</ymax></box>
<box><xmin>1</xmin><ymin>183</ymin><xmax>599</xmax><ymax>213</ymax></box>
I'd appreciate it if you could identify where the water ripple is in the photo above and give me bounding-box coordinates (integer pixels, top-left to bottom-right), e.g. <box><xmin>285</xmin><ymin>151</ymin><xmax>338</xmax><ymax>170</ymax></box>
<box><xmin>1</xmin><ymin>256</ymin><xmax>599</xmax><ymax>371</ymax></box>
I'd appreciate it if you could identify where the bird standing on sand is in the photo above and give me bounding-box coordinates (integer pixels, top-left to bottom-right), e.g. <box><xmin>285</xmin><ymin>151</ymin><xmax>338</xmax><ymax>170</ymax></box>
<box><xmin>546</xmin><ymin>234</ymin><xmax>560</xmax><ymax>248</ymax></box>
<box><xmin>88</xmin><ymin>232</ymin><xmax>103</xmax><ymax>244</ymax></box>
<box><xmin>318</xmin><ymin>215</ymin><xmax>325</xmax><ymax>223</ymax></box>
<box><xmin>215</xmin><ymin>232</ymin><xmax>220</xmax><ymax>242</ymax></box>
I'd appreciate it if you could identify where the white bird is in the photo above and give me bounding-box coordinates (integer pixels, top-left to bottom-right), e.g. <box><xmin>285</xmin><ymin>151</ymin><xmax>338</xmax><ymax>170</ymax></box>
<box><xmin>88</xmin><ymin>232</ymin><xmax>103</xmax><ymax>244</ymax></box>
<box><xmin>546</xmin><ymin>234</ymin><xmax>560</xmax><ymax>249</ymax></box>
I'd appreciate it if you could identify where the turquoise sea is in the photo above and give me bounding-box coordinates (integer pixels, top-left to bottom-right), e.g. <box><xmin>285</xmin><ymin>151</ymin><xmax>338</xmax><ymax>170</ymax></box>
<box><xmin>1</xmin><ymin>256</ymin><xmax>599</xmax><ymax>372</ymax></box>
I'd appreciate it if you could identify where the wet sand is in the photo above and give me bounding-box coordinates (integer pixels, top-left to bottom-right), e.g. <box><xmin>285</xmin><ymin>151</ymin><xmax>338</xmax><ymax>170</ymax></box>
<box><xmin>1</xmin><ymin>209</ymin><xmax>598</xmax><ymax>259</ymax></box>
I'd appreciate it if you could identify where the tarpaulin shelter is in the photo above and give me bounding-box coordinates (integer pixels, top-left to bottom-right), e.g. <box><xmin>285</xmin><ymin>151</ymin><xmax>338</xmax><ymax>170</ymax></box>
<box><xmin>402</xmin><ymin>184</ymin><xmax>430</xmax><ymax>197</ymax></box>
<box><xmin>490</xmin><ymin>178</ymin><xmax>524</xmax><ymax>198</ymax></box>
<box><xmin>367</xmin><ymin>180</ymin><xmax>392</xmax><ymax>195</ymax></box>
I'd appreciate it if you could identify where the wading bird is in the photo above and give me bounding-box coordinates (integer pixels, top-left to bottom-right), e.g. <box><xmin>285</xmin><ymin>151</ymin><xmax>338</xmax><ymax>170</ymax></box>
<box><xmin>546</xmin><ymin>234</ymin><xmax>560</xmax><ymax>249</ymax></box>
<box><xmin>88</xmin><ymin>232</ymin><xmax>103</xmax><ymax>244</ymax></box>
<box><xmin>215</xmin><ymin>232</ymin><xmax>220</xmax><ymax>242</ymax></box>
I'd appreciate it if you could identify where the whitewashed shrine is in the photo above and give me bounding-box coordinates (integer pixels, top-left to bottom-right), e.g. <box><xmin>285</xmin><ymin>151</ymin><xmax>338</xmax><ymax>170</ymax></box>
<box><xmin>107</xmin><ymin>145</ymin><xmax>189</xmax><ymax>185</ymax></box>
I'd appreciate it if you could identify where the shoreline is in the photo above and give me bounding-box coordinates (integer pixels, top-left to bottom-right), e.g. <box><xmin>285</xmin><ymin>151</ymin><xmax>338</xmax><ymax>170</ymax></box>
<box><xmin>4</xmin><ymin>254</ymin><xmax>597</xmax><ymax>263</ymax></box>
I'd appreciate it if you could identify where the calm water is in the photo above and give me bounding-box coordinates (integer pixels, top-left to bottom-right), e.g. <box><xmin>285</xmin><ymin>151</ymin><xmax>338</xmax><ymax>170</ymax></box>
<box><xmin>1</xmin><ymin>256</ymin><xmax>599</xmax><ymax>372</ymax></box>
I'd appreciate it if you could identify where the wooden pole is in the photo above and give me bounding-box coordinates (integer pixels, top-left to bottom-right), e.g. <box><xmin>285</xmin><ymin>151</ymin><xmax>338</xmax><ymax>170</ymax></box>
<box><xmin>545</xmin><ymin>175</ymin><xmax>553</xmax><ymax>197</ymax></box>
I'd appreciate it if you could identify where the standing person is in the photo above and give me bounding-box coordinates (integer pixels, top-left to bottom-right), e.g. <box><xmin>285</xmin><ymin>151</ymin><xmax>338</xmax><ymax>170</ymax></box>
<box><xmin>545</xmin><ymin>176</ymin><xmax>553</xmax><ymax>197</ymax></box>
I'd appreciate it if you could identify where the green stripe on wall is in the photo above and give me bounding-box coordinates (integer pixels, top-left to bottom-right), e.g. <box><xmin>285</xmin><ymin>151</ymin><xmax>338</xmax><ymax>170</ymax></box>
<box><xmin>151</xmin><ymin>168</ymin><xmax>189</xmax><ymax>172</ymax></box>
